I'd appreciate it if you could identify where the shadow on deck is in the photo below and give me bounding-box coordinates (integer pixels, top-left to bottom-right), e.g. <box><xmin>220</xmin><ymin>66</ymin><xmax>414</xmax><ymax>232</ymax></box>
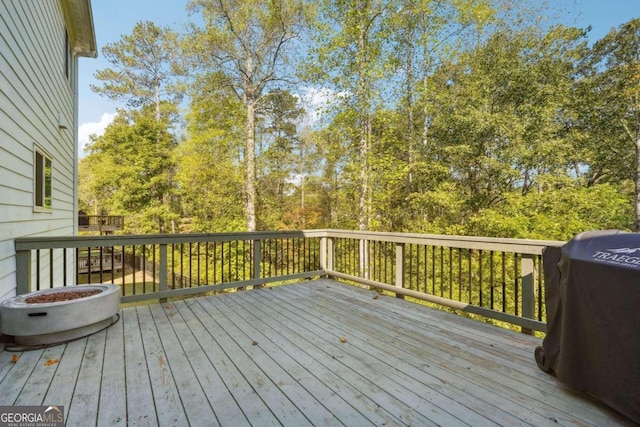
<box><xmin>0</xmin><ymin>279</ymin><xmax>633</xmax><ymax>426</ymax></box>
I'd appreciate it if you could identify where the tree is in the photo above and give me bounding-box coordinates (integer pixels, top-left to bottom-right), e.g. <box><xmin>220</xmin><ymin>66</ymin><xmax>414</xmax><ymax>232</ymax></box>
<box><xmin>255</xmin><ymin>90</ymin><xmax>306</xmax><ymax>229</ymax></box>
<box><xmin>292</xmin><ymin>126</ymin><xmax>323</xmax><ymax>228</ymax></box>
<box><xmin>175</xmin><ymin>71</ymin><xmax>246</xmax><ymax>232</ymax></box>
<box><xmin>308</xmin><ymin>0</ymin><xmax>391</xmax><ymax>231</ymax></box>
<box><xmin>311</xmin><ymin>114</ymin><xmax>354</xmax><ymax>228</ymax></box>
<box><xmin>387</xmin><ymin>0</ymin><xmax>494</xmax><ymax>197</ymax></box>
<box><xmin>92</xmin><ymin>21</ymin><xmax>186</xmax><ymax>122</ymax></box>
<box><xmin>187</xmin><ymin>0</ymin><xmax>311</xmax><ymax>231</ymax></box>
<box><xmin>580</xmin><ymin>18</ymin><xmax>640</xmax><ymax>230</ymax></box>
<box><xmin>81</xmin><ymin>108</ymin><xmax>179</xmax><ymax>233</ymax></box>
<box><xmin>426</xmin><ymin>26</ymin><xmax>586</xmax><ymax>218</ymax></box>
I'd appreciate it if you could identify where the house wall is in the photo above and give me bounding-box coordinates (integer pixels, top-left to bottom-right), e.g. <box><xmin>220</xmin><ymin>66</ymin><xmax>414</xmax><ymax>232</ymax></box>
<box><xmin>0</xmin><ymin>1</ymin><xmax>79</xmax><ymax>300</ymax></box>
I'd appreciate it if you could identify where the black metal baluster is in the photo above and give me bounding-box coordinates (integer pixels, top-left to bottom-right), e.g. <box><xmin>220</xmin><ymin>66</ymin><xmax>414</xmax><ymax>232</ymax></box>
<box><xmin>478</xmin><ymin>250</ymin><xmax>483</xmax><ymax>307</ymax></box>
<box><xmin>490</xmin><ymin>251</ymin><xmax>494</xmax><ymax>310</ymax></box>
<box><xmin>132</xmin><ymin>245</ymin><xmax>136</xmax><ymax>295</ymax></box>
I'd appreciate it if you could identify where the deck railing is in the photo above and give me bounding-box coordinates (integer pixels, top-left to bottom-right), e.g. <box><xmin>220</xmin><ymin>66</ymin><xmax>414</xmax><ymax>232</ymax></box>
<box><xmin>78</xmin><ymin>215</ymin><xmax>124</xmax><ymax>232</ymax></box>
<box><xmin>15</xmin><ymin>231</ymin><xmax>324</xmax><ymax>304</ymax></box>
<box><xmin>324</xmin><ymin>231</ymin><xmax>563</xmax><ymax>333</ymax></box>
<box><xmin>77</xmin><ymin>249</ymin><xmax>124</xmax><ymax>273</ymax></box>
<box><xmin>14</xmin><ymin>230</ymin><xmax>563</xmax><ymax>332</ymax></box>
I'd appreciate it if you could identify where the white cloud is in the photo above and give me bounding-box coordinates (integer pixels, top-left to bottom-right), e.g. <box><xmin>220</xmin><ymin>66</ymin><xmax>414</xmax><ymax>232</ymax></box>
<box><xmin>78</xmin><ymin>112</ymin><xmax>116</xmax><ymax>158</ymax></box>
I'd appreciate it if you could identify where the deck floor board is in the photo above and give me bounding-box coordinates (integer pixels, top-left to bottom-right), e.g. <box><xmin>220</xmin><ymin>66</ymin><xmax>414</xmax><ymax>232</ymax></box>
<box><xmin>43</xmin><ymin>338</ymin><xmax>87</xmax><ymax>411</ymax></box>
<box><xmin>241</xmin><ymin>285</ymin><xmax>494</xmax><ymax>426</ymax></box>
<box><xmin>122</xmin><ymin>307</ymin><xmax>158</xmax><ymax>426</ymax></box>
<box><xmin>176</xmin><ymin>297</ymin><xmax>282</xmax><ymax>426</ymax></box>
<box><xmin>13</xmin><ymin>345</ymin><xmax>64</xmax><ymax>406</ymax></box>
<box><xmin>270</xmin><ymin>284</ymin><xmax>544</xmax><ymax>426</ymax></box>
<box><xmin>136</xmin><ymin>304</ymin><xmax>185</xmax><ymax>426</ymax></box>
<box><xmin>169</xmin><ymin>300</ymin><xmax>252</xmax><ymax>427</ymax></box>
<box><xmin>65</xmin><ymin>329</ymin><xmax>106</xmax><ymax>426</ymax></box>
<box><xmin>312</xmin><ymin>282</ymin><xmax>618</xmax><ymax>422</ymax></box>
<box><xmin>97</xmin><ymin>311</ymin><xmax>126</xmax><ymax>426</ymax></box>
<box><xmin>282</xmin><ymin>282</ymin><xmax>606</xmax><ymax>426</ymax></box>
<box><xmin>198</xmin><ymin>296</ymin><xmax>343</xmax><ymax>426</ymax></box>
<box><xmin>148</xmin><ymin>302</ymin><xmax>219</xmax><ymax>425</ymax></box>
<box><xmin>225</xmin><ymin>291</ymin><xmax>403</xmax><ymax>426</ymax></box>
<box><xmin>0</xmin><ymin>279</ymin><xmax>635</xmax><ymax>426</ymax></box>
<box><xmin>191</xmin><ymin>296</ymin><xmax>312</xmax><ymax>427</ymax></box>
<box><xmin>208</xmin><ymin>294</ymin><xmax>379</xmax><ymax>427</ymax></box>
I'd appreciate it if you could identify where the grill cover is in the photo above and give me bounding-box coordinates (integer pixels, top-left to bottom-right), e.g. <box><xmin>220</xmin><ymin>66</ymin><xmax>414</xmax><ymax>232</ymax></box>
<box><xmin>538</xmin><ymin>230</ymin><xmax>640</xmax><ymax>423</ymax></box>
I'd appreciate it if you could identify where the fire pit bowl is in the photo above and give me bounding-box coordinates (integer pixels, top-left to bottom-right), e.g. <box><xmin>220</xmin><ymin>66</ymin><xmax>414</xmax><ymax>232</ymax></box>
<box><xmin>0</xmin><ymin>284</ymin><xmax>120</xmax><ymax>346</ymax></box>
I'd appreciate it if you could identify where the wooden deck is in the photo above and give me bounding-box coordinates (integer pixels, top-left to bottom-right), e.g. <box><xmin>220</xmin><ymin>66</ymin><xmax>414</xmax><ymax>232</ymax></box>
<box><xmin>0</xmin><ymin>279</ymin><xmax>634</xmax><ymax>426</ymax></box>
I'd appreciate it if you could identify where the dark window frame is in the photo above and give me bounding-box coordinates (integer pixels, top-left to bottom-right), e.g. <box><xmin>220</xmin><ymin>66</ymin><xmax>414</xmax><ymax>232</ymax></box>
<box><xmin>34</xmin><ymin>148</ymin><xmax>52</xmax><ymax>211</ymax></box>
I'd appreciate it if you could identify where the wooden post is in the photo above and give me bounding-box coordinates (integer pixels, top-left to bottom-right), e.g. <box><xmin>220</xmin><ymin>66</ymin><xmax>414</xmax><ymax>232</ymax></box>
<box><xmin>521</xmin><ymin>254</ymin><xmax>536</xmax><ymax>335</ymax></box>
<box><xmin>327</xmin><ymin>237</ymin><xmax>334</xmax><ymax>273</ymax></box>
<box><xmin>395</xmin><ymin>243</ymin><xmax>405</xmax><ymax>299</ymax></box>
<box><xmin>15</xmin><ymin>248</ymin><xmax>32</xmax><ymax>295</ymax></box>
<box><xmin>359</xmin><ymin>239</ymin><xmax>370</xmax><ymax>280</ymax></box>
<box><xmin>320</xmin><ymin>236</ymin><xmax>326</xmax><ymax>275</ymax></box>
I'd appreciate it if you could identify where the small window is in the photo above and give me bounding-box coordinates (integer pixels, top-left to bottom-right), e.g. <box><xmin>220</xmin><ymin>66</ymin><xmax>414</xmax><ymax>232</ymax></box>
<box><xmin>65</xmin><ymin>30</ymin><xmax>71</xmax><ymax>80</ymax></box>
<box><xmin>35</xmin><ymin>149</ymin><xmax>52</xmax><ymax>210</ymax></box>
<box><xmin>65</xmin><ymin>30</ymin><xmax>74</xmax><ymax>89</ymax></box>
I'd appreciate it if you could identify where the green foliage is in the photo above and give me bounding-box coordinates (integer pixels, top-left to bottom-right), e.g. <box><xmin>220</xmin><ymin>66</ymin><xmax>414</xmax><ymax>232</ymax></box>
<box><xmin>577</xmin><ymin>18</ymin><xmax>640</xmax><ymax>229</ymax></box>
<box><xmin>256</xmin><ymin>91</ymin><xmax>306</xmax><ymax>229</ymax></box>
<box><xmin>462</xmin><ymin>183</ymin><xmax>633</xmax><ymax>240</ymax></box>
<box><xmin>80</xmin><ymin>108</ymin><xmax>179</xmax><ymax>233</ymax></box>
<box><xmin>428</xmin><ymin>25</ymin><xmax>586</xmax><ymax>206</ymax></box>
<box><xmin>175</xmin><ymin>72</ymin><xmax>246</xmax><ymax>232</ymax></box>
<box><xmin>92</xmin><ymin>21</ymin><xmax>186</xmax><ymax>121</ymax></box>
<box><xmin>80</xmin><ymin>4</ymin><xmax>639</xmax><ymax>242</ymax></box>
<box><xmin>186</xmin><ymin>0</ymin><xmax>312</xmax><ymax>231</ymax></box>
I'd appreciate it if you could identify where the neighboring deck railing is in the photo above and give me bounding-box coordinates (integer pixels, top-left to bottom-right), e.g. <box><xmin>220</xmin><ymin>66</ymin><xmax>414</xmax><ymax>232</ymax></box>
<box><xmin>14</xmin><ymin>230</ymin><xmax>563</xmax><ymax>333</ymax></box>
<box><xmin>78</xmin><ymin>215</ymin><xmax>124</xmax><ymax>232</ymax></box>
<box><xmin>77</xmin><ymin>249</ymin><xmax>124</xmax><ymax>273</ymax></box>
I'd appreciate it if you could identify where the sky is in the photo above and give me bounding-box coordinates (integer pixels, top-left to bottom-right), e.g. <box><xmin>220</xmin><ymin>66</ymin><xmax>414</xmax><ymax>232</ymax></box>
<box><xmin>76</xmin><ymin>0</ymin><xmax>640</xmax><ymax>158</ymax></box>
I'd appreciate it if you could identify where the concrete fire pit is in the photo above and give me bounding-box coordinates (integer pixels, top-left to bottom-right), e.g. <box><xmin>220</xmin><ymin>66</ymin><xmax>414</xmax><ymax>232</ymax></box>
<box><xmin>0</xmin><ymin>284</ymin><xmax>120</xmax><ymax>346</ymax></box>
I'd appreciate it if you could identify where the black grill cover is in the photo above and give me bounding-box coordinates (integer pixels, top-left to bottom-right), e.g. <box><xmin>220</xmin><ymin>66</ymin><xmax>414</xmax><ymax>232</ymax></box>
<box><xmin>538</xmin><ymin>230</ymin><xmax>640</xmax><ymax>423</ymax></box>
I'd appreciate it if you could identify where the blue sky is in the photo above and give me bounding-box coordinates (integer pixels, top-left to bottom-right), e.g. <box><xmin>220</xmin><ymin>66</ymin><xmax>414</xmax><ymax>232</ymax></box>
<box><xmin>76</xmin><ymin>0</ymin><xmax>640</xmax><ymax>156</ymax></box>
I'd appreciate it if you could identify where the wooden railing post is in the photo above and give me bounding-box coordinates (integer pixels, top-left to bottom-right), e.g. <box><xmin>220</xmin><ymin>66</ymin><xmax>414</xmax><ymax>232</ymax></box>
<box><xmin>320</xmin><ymin>237</ymin><xmax>326</xmax><ymax>274</ymax></box>
<box><xmin>159</xmin><ymin>243</ymin><xmax>168</xmax><ymax>302</ymax></box>
<box><xmin>327</xmin><ymin>237</ymin><xmax>334</xmax><ymax>273</ymax></box>
<box><xmin>521</xmin><ymin>254</ymin><xmax>536</xmax><ymax>335</ymax></box>
<box><xmin>15</xmin><ymin>248</ymin><xmax>32</xmax><ymax>295</ymax></box>
<box><xmin>359</xmin><ymin>239</ymin><xmax>369</xmax><ymax>280</ymax></box>
<box><xmin>395</xmin><ymin>243</ymin><xmax>405</xmax><ymax>299</ymax></box>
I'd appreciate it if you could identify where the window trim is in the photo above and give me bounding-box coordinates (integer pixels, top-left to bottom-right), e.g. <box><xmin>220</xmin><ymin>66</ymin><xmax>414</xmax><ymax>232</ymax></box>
<box><xmin>34</xmin><ymin>146</ymin><xmax>53</xmax><ymax>212</ymax></box>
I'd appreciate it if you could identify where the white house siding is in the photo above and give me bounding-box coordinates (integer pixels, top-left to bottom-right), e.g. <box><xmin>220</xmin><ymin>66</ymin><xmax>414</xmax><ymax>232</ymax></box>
<box><xmin>0</xmin><ymin>0</ymin><xmax>81</xmax><ymax>300</ymax></box>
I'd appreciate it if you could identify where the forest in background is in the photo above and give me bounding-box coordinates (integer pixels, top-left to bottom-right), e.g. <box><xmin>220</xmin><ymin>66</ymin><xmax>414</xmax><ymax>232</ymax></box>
<box><xmin>78</xmin><ymin>0</ymin><xmax>640</xmax><ymax>242</ymax></box>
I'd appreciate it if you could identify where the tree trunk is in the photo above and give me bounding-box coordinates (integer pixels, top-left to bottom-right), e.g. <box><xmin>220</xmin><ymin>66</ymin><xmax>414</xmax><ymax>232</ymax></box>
<box><xmin>422</xmin><ymin>75</ymin><xmax>430</xmax><ymax>150</ymax></box>
<box><xmin>357</xmin><ymin>4</ymin><xmax>370</xmax><ymax>232</ymax></box>
<box><xmin>245</xmin><ymin>93</ymin><xmax>257</xmax><ymax>232</ymax></box>
<box><xmin>405</xmin><ymin>27</ymin><xmax>414</xmax><ymax>195</ymax></box>
<box><xmin>155</xmin><ymin>84</ymin><xmax>161</xmax><ymax>122</ymax></box>
<box><xmin>300</xmin><ymin>139</ymin><xmax>306</xmax><ymax>228</ymax></box>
